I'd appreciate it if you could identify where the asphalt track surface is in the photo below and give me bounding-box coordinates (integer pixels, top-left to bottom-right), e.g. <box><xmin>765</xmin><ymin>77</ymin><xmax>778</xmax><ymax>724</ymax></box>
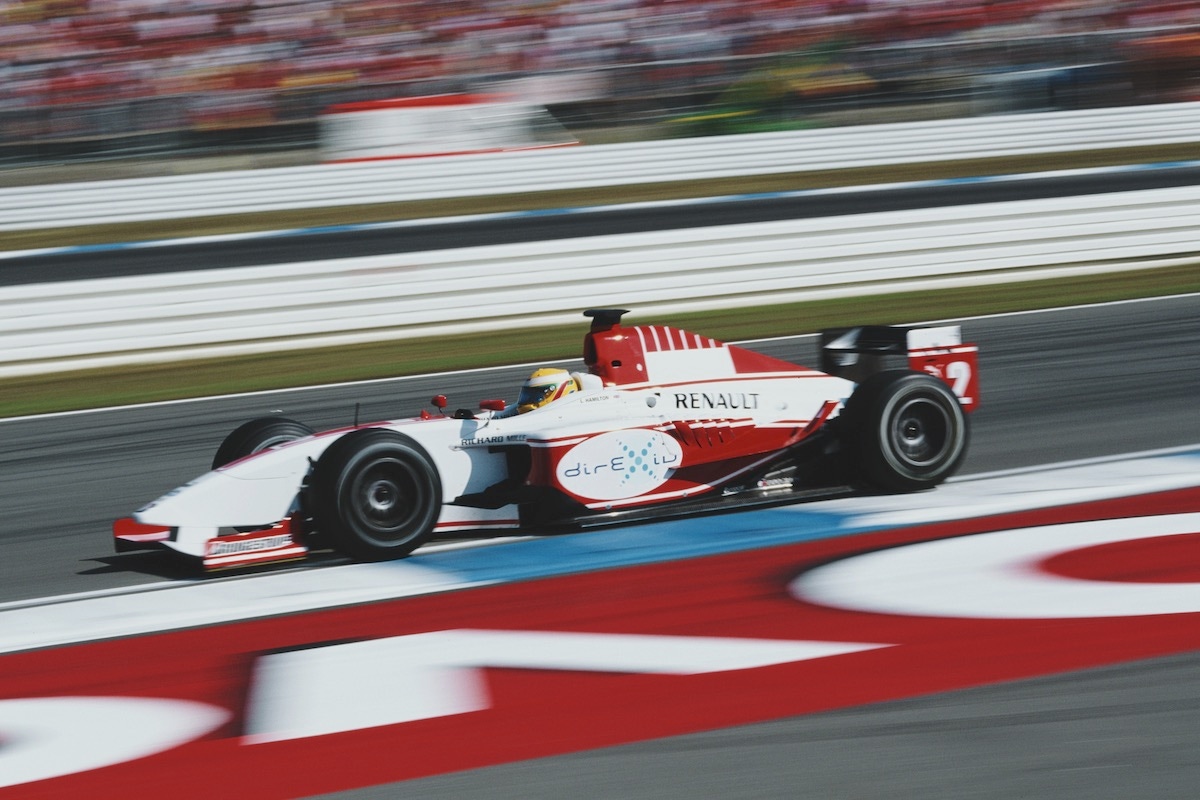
<box><xmin>2</xmin><ymin>293</ymin><xmax>1199</xmax><ymax>607</ymax></box>
<box><xmin>313</xmin><ymin>302</ymin><xmax>1199</xmax><ymax>800</ymax></box>
<box><xmin>1</xmin><ymin>296</ymin><xmax>1199</xmax><ymax>798</ymax></box>
<box><xmin>5</xmin><ymin>163</ymin><xmax>1200</xmax><ymax>285</ymax></box>
<box><xmin>2</xmin><ymin>182</ymin><xmax>1199</xmax><ymax>796</ymax></box>
<box><xmin>327</xmin><ymin>651</ymin><xmax>1200</xmax><ymax>800</ymax></box>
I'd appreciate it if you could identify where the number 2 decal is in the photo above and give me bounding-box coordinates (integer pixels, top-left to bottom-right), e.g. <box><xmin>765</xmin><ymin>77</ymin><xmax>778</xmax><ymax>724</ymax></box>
<box><xmin>945</xmin><ymin>360</ymin><xmax>972</xmax><ymax>400</ymax></box>
<box><xmin>912</xmin><ymin>345</ymin><xmax>978</xmax><ymax>408</ymax></box>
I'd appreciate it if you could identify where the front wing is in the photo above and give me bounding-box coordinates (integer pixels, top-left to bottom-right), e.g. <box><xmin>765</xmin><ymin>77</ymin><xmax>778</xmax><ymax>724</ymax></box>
<box><xmin>113</xmin><ymin>517</ymin><xmax>308</xmax><ymax>571</ymax></box>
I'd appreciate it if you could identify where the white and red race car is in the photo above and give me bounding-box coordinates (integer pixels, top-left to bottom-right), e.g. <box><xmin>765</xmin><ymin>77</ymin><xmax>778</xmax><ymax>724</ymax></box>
<box><xmin>114</xmin><ymin>309</ymin><xmax>978</xmax><ymax>571</ymax></box>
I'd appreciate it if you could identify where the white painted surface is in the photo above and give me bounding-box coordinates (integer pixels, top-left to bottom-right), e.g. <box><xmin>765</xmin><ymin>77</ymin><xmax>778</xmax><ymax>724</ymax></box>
<box><xmin>244</xmin><ymin>630</ymin><xmax>884</xmax><ymax>742</ymax></box>
<box><xmin>0</xmin><ymin>561</ymin><xmax>485</xmax><ymax>656</ymax></box>
<box><xmin>792</xmin><ymin>514</ymin><xmax>1200</xmax><ymax>618</ymax></box>
<box><xmin>0</xmin><ymin>697</ymin><xmax>228</xmax><ymax>788</ymax></box>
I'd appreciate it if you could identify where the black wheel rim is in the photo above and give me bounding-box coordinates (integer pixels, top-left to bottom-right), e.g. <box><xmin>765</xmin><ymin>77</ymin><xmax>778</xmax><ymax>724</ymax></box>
<box><xmin>345</xmin><ymin>456</ymin><xmax>429</xmax><ymax>544</ymax></box>
<box><xmin>889</xmin><ymin>396</ymin><xmax>951</xmax><ymax>468</ymax></box>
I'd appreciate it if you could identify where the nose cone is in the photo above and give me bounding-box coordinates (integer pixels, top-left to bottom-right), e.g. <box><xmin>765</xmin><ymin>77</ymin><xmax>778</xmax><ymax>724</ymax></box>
<box><xmin>136</xmin><ymin>438</ymin><xmax>326</xmax><ymax>528</ymax></box>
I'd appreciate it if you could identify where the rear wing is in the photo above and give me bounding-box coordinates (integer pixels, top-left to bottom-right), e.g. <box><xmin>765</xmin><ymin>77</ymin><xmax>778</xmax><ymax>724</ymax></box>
<box><xmin>820</xmin><ymin>325</ymin><xmax>979</xmax><ymax>410</ymax></box>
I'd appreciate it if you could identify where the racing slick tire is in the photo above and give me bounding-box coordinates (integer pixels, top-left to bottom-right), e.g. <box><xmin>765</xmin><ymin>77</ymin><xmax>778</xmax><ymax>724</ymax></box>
<box><xmin>305</xmin><ymin>428</ymin><xmax>442</xmax><ymax>561</ymax></box>
<box><xmin>212</xmin><ymin>416</ymin><xmax>315</xmax><ymax>470</ymax></box>
<box><xmin>841</xmin><ymin>370</ymin><xmax>968</xmax><ymax>493</ymax></box>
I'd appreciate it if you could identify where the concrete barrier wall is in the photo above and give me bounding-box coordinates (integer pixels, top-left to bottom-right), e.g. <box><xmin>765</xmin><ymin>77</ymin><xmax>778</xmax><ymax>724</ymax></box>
<box><xmin>4</xmin><ymin>102</ymin><xmax>1200</xmax><ymax>231</ymax></box>
<box><xmin>2</xmin><ymin>185</ymin><xmax>1195</xmax><ymax>377</ymax></box>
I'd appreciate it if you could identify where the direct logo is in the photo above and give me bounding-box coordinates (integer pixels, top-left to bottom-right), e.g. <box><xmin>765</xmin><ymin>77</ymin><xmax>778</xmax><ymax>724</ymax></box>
<box><xmin>556</xmin><ymin>430</ymin><xmax>682</xmax><ymax>500</ymax></box>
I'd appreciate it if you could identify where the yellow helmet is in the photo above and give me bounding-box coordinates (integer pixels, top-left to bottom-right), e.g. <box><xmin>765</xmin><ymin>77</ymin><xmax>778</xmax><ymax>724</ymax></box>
<box><xmin>517</xmin><ymin>368</ymin><xmax>579</xmax><ymax>413</ymax></box>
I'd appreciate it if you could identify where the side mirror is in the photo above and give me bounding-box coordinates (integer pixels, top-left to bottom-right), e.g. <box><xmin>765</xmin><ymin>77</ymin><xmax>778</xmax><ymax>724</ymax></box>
<box><xmin>431</xmin><ymin>395</ymin><xmax>448</xmax><ymax>410</ymax></box>
<box><xmin>479</xmin><ymin>399</ymin><xmax>507</xmax><ymax>412</ymax></box>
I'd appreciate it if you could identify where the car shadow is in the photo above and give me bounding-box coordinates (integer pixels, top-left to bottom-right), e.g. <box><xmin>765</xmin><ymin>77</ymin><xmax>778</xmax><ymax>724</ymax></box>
<box><xmin>78</xmin><ymin>551</ymin><xmax>349</xmax><ymax>580</ymax></box>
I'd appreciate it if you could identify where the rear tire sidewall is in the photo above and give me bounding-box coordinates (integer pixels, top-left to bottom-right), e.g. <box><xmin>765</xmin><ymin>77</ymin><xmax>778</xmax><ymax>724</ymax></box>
<box><xmin>307</xmin><ymin>428</ymin><xmax>442</xmax><ymax>561</ymax></box>
<box><xmin>845</xmin><ymin>370</ymin><xmax>968</xmax><ymax>492</ymax></box>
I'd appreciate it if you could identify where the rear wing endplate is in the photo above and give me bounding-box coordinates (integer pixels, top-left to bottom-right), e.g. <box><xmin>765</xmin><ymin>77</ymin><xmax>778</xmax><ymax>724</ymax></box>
<box><xmin>821</xmin><ymin>325</ymin><xmax>979</xmax><ymax>410</ymax></box>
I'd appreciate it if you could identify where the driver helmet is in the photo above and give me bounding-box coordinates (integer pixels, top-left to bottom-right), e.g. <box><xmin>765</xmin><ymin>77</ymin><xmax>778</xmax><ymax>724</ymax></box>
<box><xmin>517</xmin><ymin>368</ymin><xmax>579</xmax><ymax>413</ymax></box>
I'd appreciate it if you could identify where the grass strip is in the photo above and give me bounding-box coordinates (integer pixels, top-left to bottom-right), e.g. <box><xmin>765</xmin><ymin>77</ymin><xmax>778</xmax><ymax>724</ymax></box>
<box><xmin>2</xmin><ymin>263</ymin><xmax>1196</xmax><ymax>420</ymax></box>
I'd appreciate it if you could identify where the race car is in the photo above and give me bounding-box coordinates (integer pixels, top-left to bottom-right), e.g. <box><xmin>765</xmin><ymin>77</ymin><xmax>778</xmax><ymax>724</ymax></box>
<box><xmin>114</xmin><ymin>309</ymin><xmax>978</xmax><ymax>571</ymax></box>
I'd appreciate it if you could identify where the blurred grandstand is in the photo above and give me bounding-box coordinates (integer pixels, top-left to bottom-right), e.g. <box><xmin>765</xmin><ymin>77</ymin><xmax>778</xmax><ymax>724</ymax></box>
<box><xmin>2</xmin><ymin>0</ymin><xmax>1199</xmax><ymax>166</ymax></box>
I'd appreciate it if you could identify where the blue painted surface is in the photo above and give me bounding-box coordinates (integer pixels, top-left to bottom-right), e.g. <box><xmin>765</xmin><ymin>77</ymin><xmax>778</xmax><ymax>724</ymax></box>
<box><xmin>416</xmin><ymin>504</ymin><xmax>871</xmax><ymax>585</ymax></box>
<box><xmin>415</xmin><ymin>447</ymin><xmax>1200</xmax><ymax>587</ymax></box>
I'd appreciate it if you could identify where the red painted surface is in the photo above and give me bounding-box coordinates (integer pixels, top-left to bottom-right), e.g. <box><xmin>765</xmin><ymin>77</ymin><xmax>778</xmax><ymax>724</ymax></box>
<box><xmin>909</xmin><ymin>343</ymin><xmax>980</xmax><ymax>409</ymax></box>
<box><xmin>584</xmin><ymin>319</ymin><xmax>814</xmax><ymax>387</ymax></box>
<box><xmin>327</xmin><ymin>94</ymin><xmax>512</xmax><ymax>113</ymax></box>
<box><xmin>325</xmin><ymin>142</ymin><xmax>576</xmax><ymax>164</ymax></box>
<box><xmin>1040</xmin><ymin>531</ymin><xmax>1200</xmax><ymax>583</ymax></box>
<box><xmin>4</xmin><ymin>488</ymin><xmax>1200</xmax><ymax>799</ymax></box>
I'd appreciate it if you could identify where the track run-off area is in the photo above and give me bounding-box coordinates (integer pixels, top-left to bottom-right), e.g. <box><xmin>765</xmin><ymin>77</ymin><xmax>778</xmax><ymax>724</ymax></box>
<box><xmin>0</xmin><ymin>294</ymin><xmax>1198</xmax><ymax>797</ymax></box>
<box><xmin>1</xmin><ymin>454</ymin><xmax>1199</xmax><ymax>797</ymax></box>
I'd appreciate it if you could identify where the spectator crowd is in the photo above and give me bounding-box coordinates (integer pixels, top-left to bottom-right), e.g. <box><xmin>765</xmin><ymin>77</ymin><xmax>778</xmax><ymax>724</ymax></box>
<box><xmin>4</xmin><ymin>0</ymin><xmax>1198</xmax><ymax>110</ymax></box>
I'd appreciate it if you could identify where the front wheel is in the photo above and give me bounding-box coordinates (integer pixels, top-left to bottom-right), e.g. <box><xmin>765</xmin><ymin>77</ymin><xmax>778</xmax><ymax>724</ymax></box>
<box><xmin>841</xmin><ymin>370</ymin><xmax>968</xmax><ymax>492</ymax></box>
<box><xmin>305</xmin><ymin>428</ymin><xmax>442</xmax><ymax>561</ymax></box>
<box><xmin>212</xmin><ymin>416</ymin><xmax>314</xmax><ymax>470</ymax></box>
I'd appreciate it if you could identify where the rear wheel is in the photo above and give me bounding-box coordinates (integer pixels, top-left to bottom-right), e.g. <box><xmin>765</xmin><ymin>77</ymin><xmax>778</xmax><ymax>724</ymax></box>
<box><xmin>305</xmin><ymin>428</ymin><xmax>442</xmax><ymax>561</ymax></box>
<box><xmin>212</xmin><ymin>416</ymin><xmax>314</xmax><ymax>470</ymax></box>
<box><xmin>841</xmin><ymin>370</ymin><xmax>968</xmax><ymax>492</ymax></box>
